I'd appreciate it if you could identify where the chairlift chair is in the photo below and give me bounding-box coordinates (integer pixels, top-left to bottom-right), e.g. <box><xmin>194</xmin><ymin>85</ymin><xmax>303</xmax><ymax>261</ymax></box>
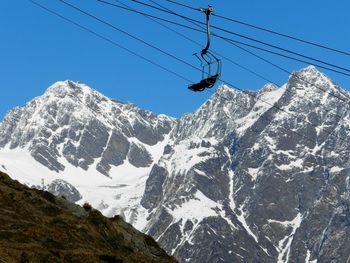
<box><xmin>188</xmin><ymin>5</ymin><xmax>221</xmax><ymax>92</ymax></box>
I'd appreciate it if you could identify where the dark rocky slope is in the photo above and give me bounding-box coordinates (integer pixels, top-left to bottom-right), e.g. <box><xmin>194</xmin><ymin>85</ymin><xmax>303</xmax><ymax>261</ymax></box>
<box><xmin>0</xmin><ymin>171</ymin><xmax>177</xmax><ymax>263</ymax></box>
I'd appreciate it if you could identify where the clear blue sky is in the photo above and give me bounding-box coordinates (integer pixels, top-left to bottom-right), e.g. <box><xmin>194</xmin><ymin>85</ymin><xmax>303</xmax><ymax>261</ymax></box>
<box><xmin>1</xmin><ymin>0</ymin><xmax>350</xmax><ymax>119</ymax></box>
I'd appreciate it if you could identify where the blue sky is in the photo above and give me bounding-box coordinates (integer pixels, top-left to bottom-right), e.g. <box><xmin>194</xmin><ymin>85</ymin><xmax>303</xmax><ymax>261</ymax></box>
<box><xmin>1</xmin><ymin>1</ymin><xmax>350</xmax><ymax>119</ymax></box>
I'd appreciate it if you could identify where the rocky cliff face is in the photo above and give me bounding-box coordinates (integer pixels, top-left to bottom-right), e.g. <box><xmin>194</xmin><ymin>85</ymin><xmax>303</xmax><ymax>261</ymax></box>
<box><xmin>1</xmin><ymin>66</ymin><xmax>350</xmax><ymax>262</ymax></box>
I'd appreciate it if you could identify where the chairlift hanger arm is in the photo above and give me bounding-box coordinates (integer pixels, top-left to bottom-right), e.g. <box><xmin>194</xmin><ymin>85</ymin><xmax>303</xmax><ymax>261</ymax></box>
<box><xmin>200</xmin><ymin>6</ymin><xmax>213</xmax><ymax>55</ymax></box>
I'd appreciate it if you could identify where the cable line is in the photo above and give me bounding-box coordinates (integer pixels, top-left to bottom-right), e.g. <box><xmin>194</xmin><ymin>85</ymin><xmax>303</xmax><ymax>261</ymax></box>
<box><xmin>217</xmin><ymin>35</ymin><xmax>350</xmax><ymax>77</ymax></box>
<box><xmin>28</xmin><ymin>0</ymin><xmax>192</xmax><ymax>83</ymax></box>
<box><xmin>147</xmin><ymin>0</ymin><xmax>274</xmax><ymax>84</ymax></box>
<box><xmin>214</xmin><ymin>14</ymin><xmax>350</xmax><ymax>57</ymax></box>
<box><xmin>117</xmin><ymin>0</ymin><xmax>200</xmax><ymax>57</ymax></box>
<box><xmin>164</xmin><ymin>0</ymin><xmax>350</xmax><ymax>57</ymax></box>
<box><xmin>164</xmin><ymin>0</ymin><xmax>198</xmax><ymax>11</ymax></box>
<box><xmin>164</xmin><ymin>1</ymin><xmax>350</xmax><ymax>103</ymax></box>
<box><xmin>59</xmin><ymin>0</ymin><xmax>199</xmax><ymax>73</ymax></box>
<box><xmin>149</xmin><ymin>0</ymin><xmax>350</xmax><ymax>83</ymax></box>
<box><xmin>231</xmin><ymin>41</ymin><xmax>350</xmax><ymax>103</ymax></box>
<box><xmin>146</xmin><ymin>0</ymin><xmax>347</xmax><ymax>120</ymax></box>
<box><xmin>120</xmin><ymin>0</ymin><xmax>350</xmax><ymax>74</ymax></box>
<box><xmin>102</xmin><ymin>0</ymin><xmax>350</xmax><ymax>106</ymax></box>
<box><xmin>163</xmin><ymin>0</ymin><xmax>350</xmax><ymax>115</ymax></box>
<box><xmin>97</xmin><ymin>0</ymin><xmax>350</xmax><ymax>78</ymax></box>
<box><xmin>159</xmin><ymin>1</ymin><xmax>350</xmax><ymax>112</ymax></box>
<box><xmin>29</xmin><ymin>0</ymin><xmax>349</xmax><ymax>154</ymax></box>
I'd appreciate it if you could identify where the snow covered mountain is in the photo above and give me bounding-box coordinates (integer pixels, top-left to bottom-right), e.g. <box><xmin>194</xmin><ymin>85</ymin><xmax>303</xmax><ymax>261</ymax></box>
<box><xmin>0</xmin><ymin>80</ymin><xmax>173</xmax><ymax>223</ymax></box>
<box><xmin>1</xmin><ymin>66</ymin><xmax>350</xmax><ymax>262</ymax></box>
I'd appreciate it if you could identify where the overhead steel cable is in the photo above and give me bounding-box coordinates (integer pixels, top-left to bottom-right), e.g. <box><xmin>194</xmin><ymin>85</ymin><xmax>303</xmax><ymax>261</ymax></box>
<box><xmin>27</xmin><ymin>0</ymin><xmax>192</xmax><ymax>83</ymax></box>
<box><xmin>60</xmin><ymin>0</ymin><xmax>205</xmax><ymax>76</ymax></box>
<box><xmin>118</xmin><ymin>0</ymin><xmax>350</xmax><ymax>74</ymax></box>
<box><xmin>96</xmin><ymin>0</ymin><xmax>350</xmax><ymax>78</ymax></box>
<box><xmin>160</xmin><ymin>4</ymin><xmax>350</xmax><ymax>105</ymax></box>
<box><xmin>155</xmin><ymin>2</ymin><xmax>350</xmax><ymax>104</ymax></box>
<box><xmin>213</xmin><ymin>14</ymin><xmax>350</xmax><ymax>57</ymax></box>
<box><xmin>164</xmin><ymin>0</ymin><xmax>198</xmax><ymax>11</ymax></box>
<box><xmin>101</xmin><ymin>0</ymin><xmax>350</xmax><ymax>106</ymax></box>
<box><xmin>217</xmin><ymin>35</ymin><xmax>350</xmax><ymax>77</ymax></box>
<box><xmin>230</xmin><ymin>40</ymin><xmax>350</xmax><ymax>104</ymax></box>
<box><xmin>162</xmin><ymin>0</ymin><xmax>350</xmax><ymax>103</ymax></box>
<box><xmin>29</xmin><ymin>0</ymin><xmax>349</xmax><ymax>152</ymax></box>
<box><xmin>58</xmin><ymin>0</ymin><xmax>199</xmax><ymax>73</ymax></box>
<box><xmin>146</xmin><ymin>0</ymin><xmax>347</xmax><ymax>121</ymax></box>
<box><xmin>145</xmin><ymin>0</ymin><xmax>275</xmax><ymax>84</ymax></box>
<box><xmin>164</xmin><ymin>0</ymin><xmax>350</xmax><ymax>57</ymax></box>
<box><xmin>154</xmin><ymin>1</ymin><xmax>350</xmax><ymax>131</ymax></box>
<box><xmin>116</xmin><ymin>0</ymin><xmax>200</xmax><ymax>56</ymax></box>
<box><xmin>58</xmin><ymin>0</ymin><xmax>350</xmax><ymax>146</ymax></box>
<box><xmin>147</xmin><ymin>1</ymin><xmax>350</xmax><ymax>92</ymax></box>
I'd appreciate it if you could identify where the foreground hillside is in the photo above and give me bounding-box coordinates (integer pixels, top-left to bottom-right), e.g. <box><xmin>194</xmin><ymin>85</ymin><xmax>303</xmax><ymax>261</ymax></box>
<box><xmin>0</xmin><ymin>171</ymin><xmax>177</xmax><ymax>263</ymax></box>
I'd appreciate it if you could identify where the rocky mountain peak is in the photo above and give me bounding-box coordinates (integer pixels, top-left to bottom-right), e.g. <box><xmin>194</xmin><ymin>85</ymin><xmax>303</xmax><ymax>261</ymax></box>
<box><xmin>46</xmin><ymin>80</ymin><xmax>94</xmax><ymax>96</ymax></box>
<box><xmin>288</xmin><ymin>65</ymin><xmax>333</xmax><ymax>88</ymax></box>
<box><xmin>42</xmin><ymin>80</ymin><xmax>114</xmax><ymax>114</ymax></box>
<box><xmin>212</xmin><ymin>84</ymin><xmax>242</xmax><ymax>100</ymax></box>
<box><xmin>0</xmin><ymin>81</ymin><xmax>175</xmax><ymax>174</ymax></box>
<box><xmin>284</xmin><ymin>66</ymin><xmax>350</xmax><ymax>105</ymax></box>
<box><xmin>298</xmin><ymin>64</ymin><xmax>319</xmax><ymax>74</ymax></box>
<box><xmin>215</xmin><ymin>83</ymin><xmax>236</xmax><ymax>93</ymax></box>
<box><xmin>259</xmin><ymin>83</ymin><xmax>279</xmax><ymax>94</ymax></box>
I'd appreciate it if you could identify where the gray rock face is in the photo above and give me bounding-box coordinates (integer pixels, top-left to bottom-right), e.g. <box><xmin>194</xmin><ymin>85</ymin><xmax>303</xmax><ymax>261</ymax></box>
<box><xmin>2</xmin><ymin>67</ymin><xmax>350</xmax><ymax>263</ymax></box>
<box><xmin>128</xmin><ymin>142</ymin><xmax>153</xmax><ymax>167</ymax></box>
<box><xmin>96</xmin><ymin>130</ymin><xmax>130</xmax><ymax>176</ymax></box>
<box><xmin>0</xmin><ymin>107</ymin><xmax>24</xmax><ymax>148</ymax></box>
<box><xmin>141</xmin><ymin>164</ymin><xmax>168</xmax><ymax>210</ymax></box>
<box><xmin>46</xmin><ymin>179</ymin><xmax>82</xmax><ymax>202</ymax></box>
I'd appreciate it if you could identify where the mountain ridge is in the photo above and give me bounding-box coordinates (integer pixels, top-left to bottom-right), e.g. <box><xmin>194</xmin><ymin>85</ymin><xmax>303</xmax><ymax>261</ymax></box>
<box><xmin>1</xmin><ymin>66</ymin><xmax>350</xmax><ymax>262</ymax></box>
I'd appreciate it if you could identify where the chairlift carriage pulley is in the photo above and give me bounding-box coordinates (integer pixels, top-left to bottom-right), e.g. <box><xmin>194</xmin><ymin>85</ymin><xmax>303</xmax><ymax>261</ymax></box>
<box><xmin>188</xmin><ymin>5</ymin><xmax>222</xmax><ymax>92</ymax></box>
